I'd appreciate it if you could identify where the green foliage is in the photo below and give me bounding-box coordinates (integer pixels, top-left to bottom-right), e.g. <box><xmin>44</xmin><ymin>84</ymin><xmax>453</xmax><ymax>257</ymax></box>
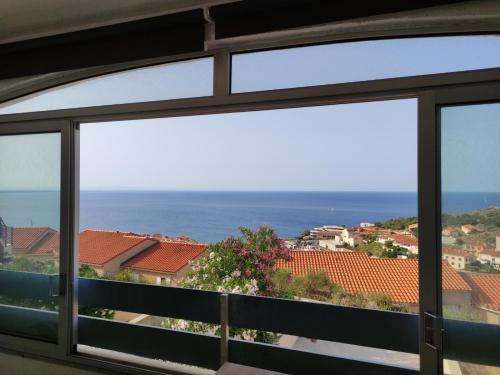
<box><xmin>464</xmin><ymin>263</ymin><xmax>500</xmax><ymax>274</ymax></box>
<box><xmin>443</xmin><ymin>306</ymin><xmax>482</xmax><ymax>322</ymax></box>
<box><xmin>296</xmin><ymin>229</ymin><xmax>311</xmax><ymax>239</ymax></box>
<box><xmin>0</xmin><ymin>256</ymin><xmax>58</xmax><ymax>274</ymax></box>
<box><xmin>355</xmin><ymin>242</ymin><xmax>384</xmax><ymax>257</ymax></box>
<box><xmin>377</xmin><ymin>217</ymin><xmax>417</xmax><ymax>230</ymax></box>
<box><xmin>79</xmin><ymin>264</ymin><xmax>99</xmax><ymax>278</ymax></box>
<box><xmin>78</xmin><ymin>264</ymin><xmax>115</xmax><ymax>319</ymax></box>
<box><xmin>442</xmin><ymin>207</ymin><xmax>500</xmax><ymax>228</ymax></box>
<box><xmin>382</xmin><ymin>245</ymin><xmax>409</xmax><ymax>258</ymax></box>
<box><xmin>273</xmin><ymin>270</ymin><xmax>409</xmax><ymax>312</ymax></box>
<box><xmin>110</xmin><ymin>269</ymin><xmax>135</xmax><ymax>282</ymax></box>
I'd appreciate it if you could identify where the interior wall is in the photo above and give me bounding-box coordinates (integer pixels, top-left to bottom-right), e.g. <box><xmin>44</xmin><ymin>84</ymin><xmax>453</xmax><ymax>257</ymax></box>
<box><xmin>0</xmin><ymin>351</ymin><xmax>108</xmax><ymax>375</ymax></box>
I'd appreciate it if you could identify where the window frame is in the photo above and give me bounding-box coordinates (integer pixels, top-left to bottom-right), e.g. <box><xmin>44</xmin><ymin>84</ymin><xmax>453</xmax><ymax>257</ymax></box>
<box><xmin>0</xmin><ymin>40</ymin><xmax>498</xmax><ymax>375</ymax></box>
<box><xmin>0</xmin><ymin>120</ymin><xmax>76</xmax><ymax>359</ymax></box>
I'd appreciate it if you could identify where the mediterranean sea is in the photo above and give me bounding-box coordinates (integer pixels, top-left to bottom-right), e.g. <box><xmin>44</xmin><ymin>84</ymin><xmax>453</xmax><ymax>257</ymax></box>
<box><xmin>1</xmin><ymin>191</ymin><xmax>499</xmax><ymax>243</ymax></box>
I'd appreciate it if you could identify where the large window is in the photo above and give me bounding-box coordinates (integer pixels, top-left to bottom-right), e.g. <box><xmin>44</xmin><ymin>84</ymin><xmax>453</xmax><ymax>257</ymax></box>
<box><xmin>0</xmin><ymin>32</ymin><xmax>498</xmax><ymax>375</ymax></box>
<box><xmin>76</xmin><ymin>99</ymin><xmax>419</xmax><ymax>370</ymax></box>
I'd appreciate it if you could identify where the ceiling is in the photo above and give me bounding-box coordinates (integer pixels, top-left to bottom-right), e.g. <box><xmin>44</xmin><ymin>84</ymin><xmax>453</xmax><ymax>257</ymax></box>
<box><xmin>0</xmin><ymin>0</ymin><xmax>234</xmax><ymax>45</ymax></box>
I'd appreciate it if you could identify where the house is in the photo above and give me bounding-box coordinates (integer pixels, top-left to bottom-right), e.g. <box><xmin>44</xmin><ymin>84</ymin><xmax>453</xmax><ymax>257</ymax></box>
<box><xmin>377</xmin><ymin>234</ymin><xmax>419</xmax><ymax>254</ymax></box>
<box><xmin>387</xmin><ymin>234</ymin><xmax>419</xmax><ymax>254</ymax></box>
<box><xmin>79</xmin><ymin>230</ymin><xmax>157</xmax><ymax>276</ymax></box>
<box><xmin>30</xmin><ymin>232</ymin><xmax>60</xmax><ymax>259</ymax></box>
<box><xmin>122</xmin><ymin>239</ymin><xmax>207</xmax><ymax>285</ymax></box>
<box><xmin>340</xmin><ymin>229</ymin><xmax>361</xmax><ymax>248</ymax></box>
<box><xmin>318</xmin><ymin>239</ymin><xmax>337</xmax><ymax>250</ymax></box>
<box><xmin>407</xmin><ymin>223</ymin><xmax>418</xmax><ymax>231</ymax></box>
<box><xmin>277</xmin><ymin>251</ymin><xmax>471</xmax><ymax>313</ymax></box>
<box><xmin>464</xmin><ymin>241</ymin><xmax>488</xmax><ymax>254</ymax></box>
<box><xmin>477</xmin><ymin>249</ymin><xmax>500</xmax><ymax>270</ymax></box>
<box><xmin>11</xmin><ymin>227</ymin><xmax>58</xmax><ymax>256</ymax></box>
<box><xmin>79</xmin><ymin>230</ymin><xmax>207</xmax><ymax>282</ymax></box>
<box><xmin>360</xmin><ymin>223</ymin><xmax>375</xmax><ymax>228</ymax></box>
<box><xmin>461</xmin><ymin>273</ymin><xmax>500</xmax><ymax>324</ymax></box>
<box><xmin>442</xmin><ymin>248</ymin><xmax>476</xmax><ymax>270</ymax></box>
<box><xmin>461</xmin><ymin>224</ymin><xmax>482</xmax><ymax>235</ymax></box>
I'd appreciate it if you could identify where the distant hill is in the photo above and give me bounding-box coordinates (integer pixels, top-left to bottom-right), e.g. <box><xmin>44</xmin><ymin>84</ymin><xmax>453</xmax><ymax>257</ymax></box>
<box><xmin>442</xmin><ymin>206</ymin><xmax>500</xmax><ymax>229</ymax></box>
<box><xmin>376</xmin><ymin>216</ymin><xmax>417</xmax><ymax>230</ymax></box>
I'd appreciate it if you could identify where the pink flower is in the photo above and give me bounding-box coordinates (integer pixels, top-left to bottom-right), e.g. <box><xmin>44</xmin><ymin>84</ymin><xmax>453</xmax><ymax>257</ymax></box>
<box><xmin>244</xmin><ymin>269</ymin><xmax>251</xmax><ymax>277</ymax></box>
<box><xmin>258</xmin><ymin>264</ymin><xmax>265</xmax><ymax>272</ymax></box>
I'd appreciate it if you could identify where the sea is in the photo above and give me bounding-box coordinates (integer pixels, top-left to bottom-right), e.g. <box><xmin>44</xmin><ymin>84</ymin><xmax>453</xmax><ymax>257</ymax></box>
<box><xmin>0</xmin><ymin>191</ymin><xmax>499</xmax><ymax>243</ymax></box>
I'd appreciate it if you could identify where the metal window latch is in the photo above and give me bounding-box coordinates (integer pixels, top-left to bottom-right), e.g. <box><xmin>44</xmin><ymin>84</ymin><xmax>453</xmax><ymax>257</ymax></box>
<box><xmin>49</xmin><ymin>273</ymin><xmax>66</xmax><ymax>297</ymax></box>
<box><xmin>424</xmin><ymin>312</ymin><xmax>443</xmax><ymax>351</ymax></box>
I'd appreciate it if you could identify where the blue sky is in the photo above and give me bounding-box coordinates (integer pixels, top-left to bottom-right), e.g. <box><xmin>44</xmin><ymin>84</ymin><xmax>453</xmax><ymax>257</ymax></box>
<box><xmin>80</xmin><ymin>99</ymin><xmax>417</xmax><ymax>191</ymax></box>
<box><xmin>1</xmin><ymin>35</ymin><xmax>499</xmax><ymax>192</ymax></box>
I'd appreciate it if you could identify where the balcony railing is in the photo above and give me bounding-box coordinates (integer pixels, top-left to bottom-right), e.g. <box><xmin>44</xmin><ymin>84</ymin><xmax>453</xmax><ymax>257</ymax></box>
<box><xmin>0</xmin><ymin>269</ymin><xmax>498</xmax><ymax>374</ymax></box>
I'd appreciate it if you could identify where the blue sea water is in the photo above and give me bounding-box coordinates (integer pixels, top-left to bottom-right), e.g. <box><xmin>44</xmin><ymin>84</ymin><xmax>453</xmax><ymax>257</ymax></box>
<box><xmin>0</xmin><ymin>190</ymin><xmax>499</xmax><ymax>243</ymax></box>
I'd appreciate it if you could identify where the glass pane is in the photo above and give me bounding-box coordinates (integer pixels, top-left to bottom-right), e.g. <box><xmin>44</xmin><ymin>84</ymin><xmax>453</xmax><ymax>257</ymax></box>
<box><xmin>77</xmin><ymin>99</ymin><xmax>419</xmax><ymax>371</ymax></box>
<box><xmin>0</xmin><ymin>57</ymin><xmax>213</xmax><ymax>115</ymax></box>
<box><xmin>0</xmin><ymin>132</ymin><xmax>61</xmax><ymax>342</ymax></box>
<box><xmin>441</xmin><ymin>102</ymin><xmax>500</xmax><ymax>373</ymax></box>
<box><xmin>232</xmin><ymin>36</ymin><xmax>500</xmax><ymax>93</ymax></box>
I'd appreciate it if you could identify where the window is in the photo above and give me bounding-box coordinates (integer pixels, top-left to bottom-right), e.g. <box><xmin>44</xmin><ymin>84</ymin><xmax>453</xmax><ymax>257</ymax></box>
<box><xmin>76</xmin><ymin>98</ymin><xmax>419</xmax><ymax>370</ymax></box>
<box><xmin>0</xmin><ymin>57</ymin><xmax>214</xmax><ymax>115</ymax></box>
<box><xmin>441</xmin><ymin>102</ymin><xmax>500</xmax><ymax>374</ymax></box>
<box><xmin>232</xmin><ymin>36</ymin><xmax>500</xmax><ymax>93</ymax></box>
<box><xmin>0</xmin><ymin>132</ymin><xmax>61</xmax><ymax>341</ymax></box>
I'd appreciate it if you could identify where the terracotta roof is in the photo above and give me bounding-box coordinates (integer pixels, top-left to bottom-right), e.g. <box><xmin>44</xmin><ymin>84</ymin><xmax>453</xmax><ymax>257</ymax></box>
<box><xmin>480</xmin><ymin>249</ymin><xmax>500</xmax><ymax>257</ymax></box>
<box><xmin>442</xmin><ymin>247</ymin><xmax>473</xmax><ymax>257</ymax></box>
<box><xmin>12</xmin><ymin>227</ymin><xmax>52</xmax><ymax>249</ymax></box>
<box><xmin>122</xmin><ymin>240</ymin><xmax>207</xmax><ymax>274</ymax></box>
<box><xmin>31</xmin><ymin>232</ymin><xmax>60</xmax><ymax>255</ymax></box>
<box><xmin>277</xmin><ymin>251</ymin><xmax>470</xmax><ymax>304</ymax></box>
<box><xmin>461</xmin><ymin>273</ymin><xmax>500</xmax><ymax>311</ymax></box>
<box><xmin>382</xmin><ymin>234</ymin><xmax>418</xmax><ymax>247</ymax></box>
<box><xmin>79</xmin><ymin>230</ymin><xmax>154</xmax><ymax>266</ymax></box>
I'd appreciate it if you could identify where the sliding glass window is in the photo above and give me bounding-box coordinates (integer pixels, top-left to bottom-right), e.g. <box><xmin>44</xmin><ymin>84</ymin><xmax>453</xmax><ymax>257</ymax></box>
<box><xmin>0</xmin><ymin>132</ymin><xmax>61</xmax><ymax>342</ymax></box>
<box><xmin>441</xmin><ymin>102</ymin><xmax>500</xmax><ymax>374</ymax></box>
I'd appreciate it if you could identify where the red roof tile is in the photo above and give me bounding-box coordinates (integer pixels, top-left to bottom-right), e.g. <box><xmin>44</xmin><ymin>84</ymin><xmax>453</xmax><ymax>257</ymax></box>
<box><xmin>461</xmin><ymin>273</ymin><xmax>500</xmax><ymax>311</ymax></box>
<box><xmin>31</xmin><ymin>232</ymin><xmax>60</xmax><ymax>255</ymax></box>
<box><xmin>12</xmin><ymin>227</ymin><xmax>52</xmax><ymax>249</ymax></box>
<box><xmin>79</xmin><ymin>230</ymin><xmax>153</xmax><ymax>266</ymax></box>
<box><xmin>277</xmin><ymin>251</ymin><xmax>470</xmax><ymax>304</ymax></box>
<box><xmin>386</xmin><ymin>234</ymin><xmax>418</xmax><ymax>247</ymax></box>
<box><xmin>122</xmin><ymin>240</ymin><xmax>207</xmax><ymax>274</ymax></box>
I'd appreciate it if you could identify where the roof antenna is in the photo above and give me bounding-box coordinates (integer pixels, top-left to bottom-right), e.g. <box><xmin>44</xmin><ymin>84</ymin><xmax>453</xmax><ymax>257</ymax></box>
<box><xmin>203</xmin><ymin>7</ymin><xmax>215</xmax><ymax>51</ymax></box>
